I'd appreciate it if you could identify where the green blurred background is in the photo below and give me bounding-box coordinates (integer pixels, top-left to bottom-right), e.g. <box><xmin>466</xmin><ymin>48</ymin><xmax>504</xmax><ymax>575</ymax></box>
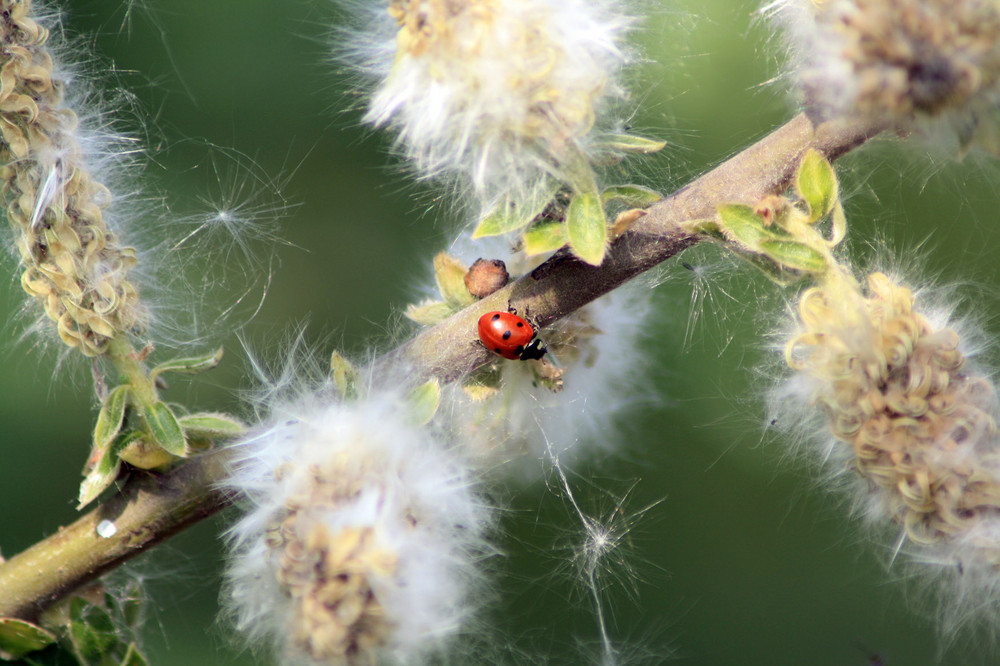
<box><xmin>3</xmin><ymin>1</ymin><xmax>1000</xmax><ymax>664</ymax></box>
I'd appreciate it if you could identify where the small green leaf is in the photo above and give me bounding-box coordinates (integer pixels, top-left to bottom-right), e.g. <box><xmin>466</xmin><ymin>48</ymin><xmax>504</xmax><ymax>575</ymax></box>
<box><xmin>78</xmin><ymin>464</ymin><xmax>118</xmax><ymax>510</ymax></box>
<box><xmin>406</xmin><ymin>379</ymin><xmax>441</xmax><ymax>426</ymax></box>
<box><xmin>522</xmin><ymin>219</ymin><xmax>567</xmax><ymax>256</ymax></box>
<box><xmin>462</xmin><ymin>383</ymin><xmax>500</xmax><ymax>402</ymax></box>
<box><xmin>796</xmin><ymin>148</ymin><xmax>838</xmax><ymax>222</ymax></box>
<box><xmin>473</xmin><ymin>199</ymin><xmax>526</xmax><ymax>238</ymax></box>
<box><xmin>566</xmin><ymin>190</ymin><xmax>607</xmax><ymax>266</ymax></box>
<box><xmin>118</xmin><ymin>438</ymin><xmax>174</xmax><ymax>470</ymax></box>
<box><xmin>93</xmin><ymin>385</ymin><xmax>130</xmax><ymax>454</ymax></box>
<box><xmin>0</xmin><ymin>618</ymin><xmax>57</xmax><ymax>659</ymax></box>
<box><xmin>404</xmin><ymin>300</ymin><xmax>454</xmax><ymax>326</ymax></box>
<box><xmin>741</xmin><ymin>253</ymin><xmax>808</xmax><ymax>286</ymax></box>
<box><xmin>464</xmin><ymin>364</ymin><xmax>503</xmax><ymax>395</ymax></box>
<box><xmin>149</xmin><ymin>347</ymin><xmax>224</xmax><ymax>383</ymax></box>
<box><xmin>595</xmin><ymin>134</ymin><xmax>667</xmax><ymax>154</ymax></box>
<box><xmin>78</xmin><ymin>431</ymin><xmax>143</xmax><ymax>508</ymax></box>
<box><xmin>178</xmin><ymin>413</ymin><xmax>245</xmax><ymax>440</ymax></box>
<box><xmin>601</xmin><ymin>184</ymin><xmax>663</xmax><ymax>207</ymax></box>
<box><xmin>433</xmin><ymin>252</ymin><xmax>475</xmax><ymax>308</ymax></box>
<box><xmin>141</xmin><ymin>402</ymin><xmax>187</xmax><ymax>457</ymax></box>
<box><xmin>717</xmin><ymin>204</ymin><xmax>789</xmax><ymax>249</ymax></box>
<box><xmin>107</xmin><ymin>581</ymin><xmax>143</xmax><ymax>631</ymax></box>
<box><xmin>683</xmin><ymin>218</ymin><xmax>726</xmax><ymax>238</ymax></box>
<box><xmin>121</xmin><ymin>643</ymin><xmax>149</xmax><ymax>666</ymax></box>
<box><xmin>68</xmin><ymin>598</ymin><xmax>116</xmax><ymax>661</ymax></box>
<box><xmin>329</xmin><ymin>351</ymin><xmax>358</xmax><ymax>400</ymax></box>
<box><xmin>472</xmin><ymin>180</ymin><xmax>559</xmax><ymax>238</ymax></box>
<box><xmin>828</xmin><ymin>200</ymin><xmax>847</xmax><ymax>247</ymax></box>
<box><xmin>758</xmin><ymin>240</ymin><xmax>829</xmax><ymax>274</ymax></box>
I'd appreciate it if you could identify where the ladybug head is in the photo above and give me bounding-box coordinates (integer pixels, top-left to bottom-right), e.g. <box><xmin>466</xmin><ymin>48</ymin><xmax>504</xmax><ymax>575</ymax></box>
<box><xmin>519</xmin><ymin>337</ymin><xmax>547</xmax><ymax>361</ymax></box>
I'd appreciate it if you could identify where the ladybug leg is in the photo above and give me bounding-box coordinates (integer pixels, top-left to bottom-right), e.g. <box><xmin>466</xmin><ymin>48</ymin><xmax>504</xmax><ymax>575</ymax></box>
<box><xmin>522</xmin><ymin>303</ymin><xmax>543</xmax><ymax>331</ymax></box>
<box><xmin>508</xmin><ymin>301</ymin><xmax>534</xmax><ymax>324</ymax></box>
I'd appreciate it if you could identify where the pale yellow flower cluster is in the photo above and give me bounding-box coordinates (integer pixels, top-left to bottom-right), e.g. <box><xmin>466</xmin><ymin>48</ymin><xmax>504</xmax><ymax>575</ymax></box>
<box><xmin>269</xmin><ymin>465</ymin><xmax>397</xmax><ymax>663</ymax></box>
<box><xmin>0</xmin><ymin>0</ymin><xmax>144</xmax><ymax>356</ymax></box>
<box><xmin>786</xmin><ymin>272</ymin><xmax>1000</xmax><ymax>547</ymax></box>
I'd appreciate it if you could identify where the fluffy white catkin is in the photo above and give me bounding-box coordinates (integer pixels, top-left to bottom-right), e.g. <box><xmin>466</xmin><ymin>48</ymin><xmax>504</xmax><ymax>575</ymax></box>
<box><xmin>222</xmin><ymin>389</ymin><xmax>492</xmax><ymax>664</ymax></box>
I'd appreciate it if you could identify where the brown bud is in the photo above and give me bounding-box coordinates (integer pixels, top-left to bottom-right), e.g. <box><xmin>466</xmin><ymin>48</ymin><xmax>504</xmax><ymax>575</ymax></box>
<box><xmin>464</xmin><ymin>258</ymin><xmax>509</xmax><ymax>298</ymax></box>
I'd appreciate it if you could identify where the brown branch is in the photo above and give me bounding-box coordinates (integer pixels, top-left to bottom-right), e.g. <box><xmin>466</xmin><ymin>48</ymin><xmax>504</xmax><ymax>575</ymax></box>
<box><xmin>0</xmin><ymin>112</ymin><xmax>883</xmax><ymax>622</ymax></box>
<box><xmin>381</xmin><ymin>112</ymin><xmax>883</xmax><ymax>384</ymax></box>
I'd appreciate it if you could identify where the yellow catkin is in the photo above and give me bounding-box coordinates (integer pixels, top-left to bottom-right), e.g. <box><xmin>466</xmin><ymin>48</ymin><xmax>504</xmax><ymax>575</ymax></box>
<box><xmin>268</xmin><ymin>462</ymin><xmax>398</xmax><ymax>664</ymax></box>
<box><xmin>787</xmin><ymin>272</ymin><xmax>999</xmax><ymax>546</ymax></box>
<box><xmin>0</xmin><ymin>0</ymin><xmax>145</xmax><ymax>356</ymax></box>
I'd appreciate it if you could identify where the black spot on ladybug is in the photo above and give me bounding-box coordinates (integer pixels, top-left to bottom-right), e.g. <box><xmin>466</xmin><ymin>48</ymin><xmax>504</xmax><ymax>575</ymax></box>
<box><xmin>502</xmin><ymin>330</ymin><xmax>511</xmax><ymax>340</ymax></box>
<box><xmin>516</xmin><ymin>321</ymin><xmax>523</xmax><ymax>327</ymax></box>
<box><xmin>493</xmin><ymin>347</ymin><xmax>502</xmax><ymax>354</ymax></box>
<box><xmin>491</xmin><ymin>313</ymin><xmax>501</xmax><ymax>321</ymax></box>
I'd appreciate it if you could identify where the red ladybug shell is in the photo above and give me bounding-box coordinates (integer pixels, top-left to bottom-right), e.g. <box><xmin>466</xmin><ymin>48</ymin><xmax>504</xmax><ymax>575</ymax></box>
<box><xmin>478</xmin><ymin>311</ymin><xmax>535</xmax><ymax>360</ymax></box>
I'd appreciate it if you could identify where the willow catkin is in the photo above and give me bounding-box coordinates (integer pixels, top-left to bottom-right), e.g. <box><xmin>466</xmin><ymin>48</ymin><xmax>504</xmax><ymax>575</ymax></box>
<box><xmin>0</xmin><ymin>0</ymin><xmax>145</xmax><ymax>357</ymax></box>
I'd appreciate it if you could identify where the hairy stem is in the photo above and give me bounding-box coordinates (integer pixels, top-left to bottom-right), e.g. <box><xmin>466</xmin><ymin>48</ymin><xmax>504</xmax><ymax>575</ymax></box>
<box><xmin>0</xmin><ymin>112</ymin><xmax>883</xmax><ymax>621</ymax></box>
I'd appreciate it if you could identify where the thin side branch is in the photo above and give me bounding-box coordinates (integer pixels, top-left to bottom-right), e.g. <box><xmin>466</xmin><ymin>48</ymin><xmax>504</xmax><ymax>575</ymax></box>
<box><xmin>0</xmin><ymin>112</ymin><xmax>883</xmax><ymax>621</ymax></box>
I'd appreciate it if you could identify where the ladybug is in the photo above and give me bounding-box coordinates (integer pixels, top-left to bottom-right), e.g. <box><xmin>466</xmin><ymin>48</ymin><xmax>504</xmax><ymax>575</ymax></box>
<box><xmin>478</xmin><ymin>308</ymin><xmax>547</xmax><ymax>361</ymax></box>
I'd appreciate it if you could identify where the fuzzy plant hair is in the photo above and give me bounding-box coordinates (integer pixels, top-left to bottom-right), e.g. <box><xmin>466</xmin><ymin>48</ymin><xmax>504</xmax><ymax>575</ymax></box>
<box><xmin>222</xmin><ymin>386</ymin><xmax>493</xmax><ymax>665</ymax></box>
<box><xmin>765</xmin><ymin>0</ymin><xmax>1000</xmax><ymax>153</ymax></box>
<box><xmin>335</xmin><ymin>0</ymin><xmax>635</xmax><ymax>210</ymax></box>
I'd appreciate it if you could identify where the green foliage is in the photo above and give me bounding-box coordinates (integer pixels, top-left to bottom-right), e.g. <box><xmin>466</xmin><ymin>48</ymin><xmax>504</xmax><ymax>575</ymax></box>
<box><xmin>756</xmin><ymin>239</ymin><xmax>828</xmax><ymax>274</ymax></box>
<box><xmin>177</xmin><ymin>414</ymin><xmax>246</xmax><ymax>440</ymax></box>
<box><xmin>590</xmin><ymin>134</ymin><xmax>668</xmax><ymax>166</ymax></box>
<box><xmin>601</xmin><ymin>184</ymin><xmax>663</xmax><ymax>207</ymax></box>
<box><xmin>594</xmin><ymin>134</ymin><xmax>667</xmax><ymax>154</ymax></box>
<box><xmin>404</xmin><ymin>300</ymin><xmax>454</xmax><ymax>326</ymax></box>
<box><xmin>2</xmin><ymin>588</ymin><xmax>148</xmax><ymax>666</ymax></box>
<box><xmin>404</xmin><ymin>252</ymin><xmax>478</xmax><ymax>325</ymax></box>
<box><xmin>434</xmin><ymin>253</ymin><xmax>476</xmax><ymax>309</ymax></box>
<box><xmin>79</xmin><ymin>344</ymin><xmax>240</xmax><ymax>507</ymax></box>
<box><xmin>91</xmin><ymin>387</ymin><xmax>130</xmax><ymax>461</ymax></box>
<box><xmin>471</xmin><ymin>133</ymin><xmax>666</xmax><ymax>266</ymax></box>
<box><xmin>566</xmin><ymin>189</ymin><xmax>608</xmax><ymax>266</ymax></box>
<box><xmin>330</xmin><ymin>351</ymin><xmax>360</xmax><ymax>400</ymax></box>
<box><xmin>686</xmin><ymin>149</ymin><xmax>845</xmax><ymax>282</ymax></box>
<box><xmin>473</xmin><ymin>180</ymin><xmax>560</xmax><ymax>238</ymax></box>
<box><xmin>796</xmin><ymin>148</ymin><xmax>838</xmax><ymax>222</ymax></box>
<box><xmin>0</xmin><ymin>619</ymin><xmax>57</xmax><ymax>660</ymax></box>
<box><xmin>149</xmin><ymin>348</ymin><xmax>224</xmax><ymax>384</ymax></box>
<box><xmin>406</xmin><ymin>379</ymin><xmax>441</xmax><ymax>426</ymax></box>
<box><xmin>523</xmin><ymin>218</ymin><xmax>567</xmax><ymax>256</ymax></box>
<box><xmin>77</xmin><ymin>431</ymin><xmax>144</xmax><ymax>509</ymax></box>
<box><xmin>139</xmin><ymin>402</ymin><xmax>186</xmax><ymax>457</ymax></box>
